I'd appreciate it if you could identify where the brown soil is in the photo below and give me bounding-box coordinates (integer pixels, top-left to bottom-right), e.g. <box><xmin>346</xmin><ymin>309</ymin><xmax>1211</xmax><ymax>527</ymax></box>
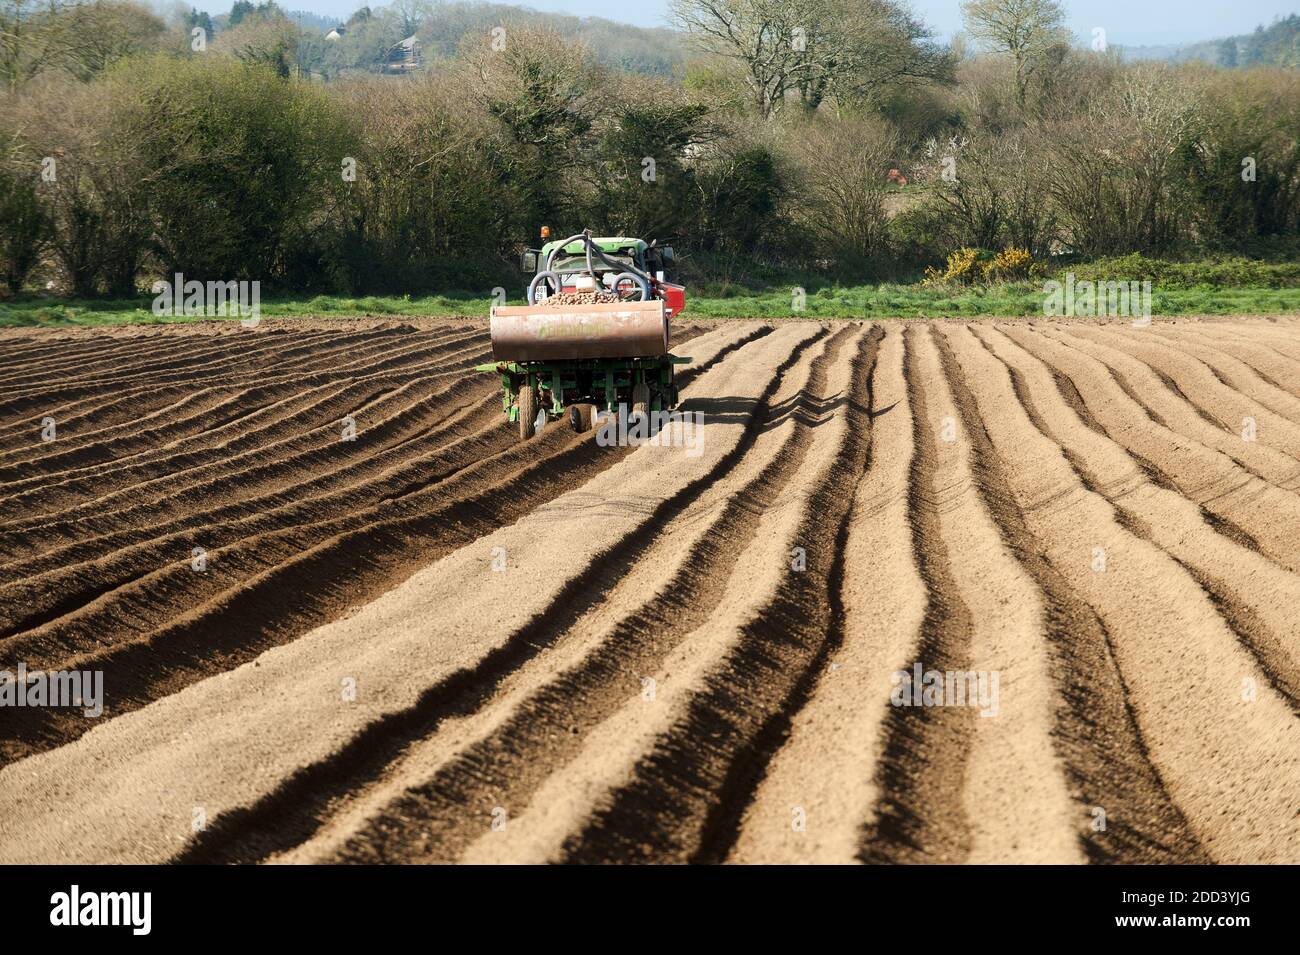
<box><xmin>1</xmin><ymin>314</ymin><xmax>1298</xmax><ymax>864</ymax></box>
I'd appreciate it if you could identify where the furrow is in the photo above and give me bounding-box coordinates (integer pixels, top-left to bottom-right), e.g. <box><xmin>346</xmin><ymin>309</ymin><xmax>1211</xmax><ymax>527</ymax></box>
<box><xmin>1066</xmin><ymin>324</ymin><xmax>1300</xmax><ymax>465</ymax></box>
<box><xmin>0</xmin><ymin>377</ymin><xmax>497</xmax><ymax>569</ymax></box>
<box><xmin>529</xmin><ymin>326</ymin><xmax>878</xmax><ymax>864</ymax></box>
<box><xmin>726</xmin><ymin>325</ymin><xmax>926</xmax><ymax>863</ymax></box>
<box><xmin>0</xmin><ymin>346</ymin><xmax>488</xmax><ymax>520</ymax></box>
<box><xmin>1042</xmin><ymin>326</ymin><xmax>1300</xmax><ymax>491</ymax></box>
<box><xmin>186</xmin><ymin>325</ymin><xmax>842</xmax><ymax>864</ymax></box>
<box><xmin>0</xmin><ymin>322</ymin><xmax>816</xmax><ymax>864</ymax></box>
<box><xmin>940</xmin><ymin>322</ymin><xmax>1300</xmax><ymax>864</ymax></box>
<box><xmin>1003</xmin><ymin>325</ymin><xmax>1300</xmax><ymax>576</ymax></box>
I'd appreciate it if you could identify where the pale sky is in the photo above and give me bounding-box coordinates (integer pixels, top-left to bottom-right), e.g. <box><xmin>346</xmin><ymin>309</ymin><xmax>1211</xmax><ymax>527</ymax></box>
<box><xmin>185</xmin><ymin>0</ymin><xmax>1298</xmax><ymax>46</ymax></box>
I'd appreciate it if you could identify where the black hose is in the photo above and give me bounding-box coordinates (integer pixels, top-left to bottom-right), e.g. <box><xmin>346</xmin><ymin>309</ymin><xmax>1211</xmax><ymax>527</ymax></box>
<box><xmin>545</xmin><ymin>230</ymin><xmax>655</xmax><ymax>286</ymax></box>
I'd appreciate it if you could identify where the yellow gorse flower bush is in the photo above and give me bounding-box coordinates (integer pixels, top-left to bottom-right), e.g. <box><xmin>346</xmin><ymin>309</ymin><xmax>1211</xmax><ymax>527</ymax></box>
<box><xmin>981</xmin><ymin>247</ymin><xmax>1035</xmax><ymax>281</ymax></box>
<box><xmin>922</xmin><ymin>248</ymin><xmax>982</xmax><ymax>286</ymax></box>
<box><xmin>922</xmin><ymin>247</ymin><xmax>1041</xmax><ymax>286</ymax></box>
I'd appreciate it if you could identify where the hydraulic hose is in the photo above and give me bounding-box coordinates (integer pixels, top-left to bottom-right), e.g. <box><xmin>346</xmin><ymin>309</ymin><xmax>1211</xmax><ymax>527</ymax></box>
<box><xmin>527</xmin><ymin>230</ymin><xmax>654</xmax><ymax>305</ymax></box>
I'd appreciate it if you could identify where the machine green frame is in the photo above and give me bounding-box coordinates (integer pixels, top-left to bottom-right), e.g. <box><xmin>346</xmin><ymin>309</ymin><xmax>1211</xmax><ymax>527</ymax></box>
<box><xmin>475</xmin><ymin>354</ymin><xmax>692</xmax><ymax>423</ymax></box>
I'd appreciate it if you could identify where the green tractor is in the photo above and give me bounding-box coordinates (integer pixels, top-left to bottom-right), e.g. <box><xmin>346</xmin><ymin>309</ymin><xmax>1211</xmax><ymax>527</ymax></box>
<box><xmin>475</xmin><ymin>230</ymin><xmax>691</xmax><ymax>440</ymax></box>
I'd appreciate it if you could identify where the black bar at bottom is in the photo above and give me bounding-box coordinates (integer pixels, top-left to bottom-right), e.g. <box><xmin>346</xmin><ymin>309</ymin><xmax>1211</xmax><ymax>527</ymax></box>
<box><xmin>8</xmin><ymin>864</ymin><xmax>1287</xmax><ymax>941</ymax></box>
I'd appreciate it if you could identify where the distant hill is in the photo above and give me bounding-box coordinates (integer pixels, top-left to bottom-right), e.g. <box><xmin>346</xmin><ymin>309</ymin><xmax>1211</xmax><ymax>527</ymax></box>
<box><xmin>211</xmin><ymin>3</ymin><xmax>340</xmax><ymax>34</ymax></box>
<box><xmin>1119</xmin><ymin>14</ymin><xmax>1300</xmax><ymax>67</ymax></box>
<box><xmin>415</xmin><ymin>1</ymin><xmax>685</xmax><ymax>76</ymax></box>
<box><xmin>284</xmin><ymin>8</ymin><xmax>341</xmax><ymax>32</ymax></box>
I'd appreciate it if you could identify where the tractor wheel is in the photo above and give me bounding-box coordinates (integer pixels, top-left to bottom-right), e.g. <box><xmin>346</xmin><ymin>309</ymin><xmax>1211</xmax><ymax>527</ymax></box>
<box><xmin>518</xmin><ymin>383</ymin><xmax>537</xmax><ymax>440</ymax></box>
<box><xmin>568</xmin><ymin>403</ymin><xmax>593</xmax><ymax>433</ymax></box>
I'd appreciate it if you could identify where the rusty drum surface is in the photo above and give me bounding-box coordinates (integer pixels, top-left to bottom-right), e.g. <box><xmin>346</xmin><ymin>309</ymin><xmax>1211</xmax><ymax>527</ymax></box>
<box><xmin>490</xmin><ymin>300</ymin><xmax>669</xmax><ymax>362</ymax></box>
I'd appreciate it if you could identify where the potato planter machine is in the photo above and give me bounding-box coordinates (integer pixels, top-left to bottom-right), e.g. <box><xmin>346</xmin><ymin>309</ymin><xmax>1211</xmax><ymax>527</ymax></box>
<box><xmin>475</xmin><ymin>231</ymin><xmax>692</xmax><ymax>440</ymax></box>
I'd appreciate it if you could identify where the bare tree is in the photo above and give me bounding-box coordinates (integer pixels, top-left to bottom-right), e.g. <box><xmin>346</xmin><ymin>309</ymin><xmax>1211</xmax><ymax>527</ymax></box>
<box><xmin>1046</xmin><ymin>64</ymin><xmax>1200</xmax><ymax>253</ymax></box>
<box><xmin>791</xmin><ymin>0</ymin><xmax>952</xmax><ymax>111</ymax></box>
<box><xmin>391</xmin><ymin>0</ymin><xmax>431</xmax><ymax>39</ymax></box>
<box><xmin>0</xmin><ymin>0</ymin><xmax>164</xmax><ymax>89</ymax></box>
<box><xmin>961</xmin><ymin>0</ymin><xmax>1068</xmax><ymax>110</ymax></box>
<box><xmin>213</xmin><ymin>13</ymin><xmax>300</xmax><ymax>77</ymax></box>
<box><xmin>464</xmin><ymin>26</ymin><xmax>604</xmax><ymax>229</ymax></box>
<box><xmin>0</xmin><ymin>0</ymin><xmax>72</xmax><ymax>90</ymax></box>
<box><xmin>672</xmin><ymin>0</ymin><xmax>950</xmax><ymax>118</ymax></box>
<box><xmin>671</xmin><ymin>0</ymin><xmax>799</xmax><ymax>117</ymax></box>
<box><xmin>63</xmin><ymin>1</ymin><xmax>165</xmax><ymax>80</ymax></box>
<box><xmin>791</xmin><ymin>114</ymin><xmax>899</xmax><ymax>261</ymax></box>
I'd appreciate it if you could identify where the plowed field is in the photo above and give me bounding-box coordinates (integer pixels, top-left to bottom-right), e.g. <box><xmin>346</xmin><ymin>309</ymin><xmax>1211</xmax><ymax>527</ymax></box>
<box><xmin>1</xmin><ymin>314</ymin><xmax>1298</xmax><ymax>864</ymax></box>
